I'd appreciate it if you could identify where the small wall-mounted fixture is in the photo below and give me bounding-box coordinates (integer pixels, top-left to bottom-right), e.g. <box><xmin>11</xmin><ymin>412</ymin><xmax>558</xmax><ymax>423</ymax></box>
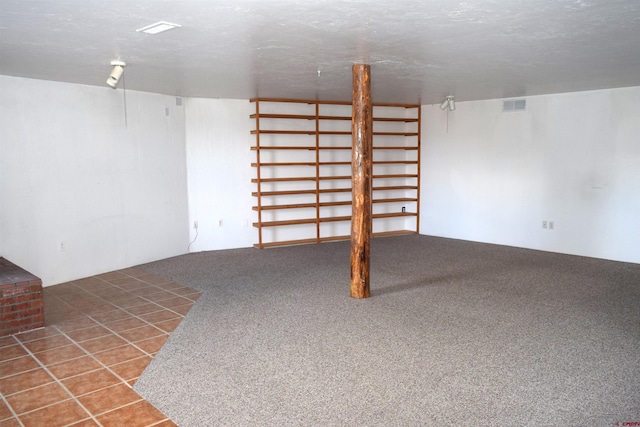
<box><xmin>440</xmin><ymin>95</ymin><xmax>456</xmax><ymax>111</ymax></box>
<box><xmin>106</xmin><ymin>60</ymin><xmax>126</xmax><ymax>89</ymax></box>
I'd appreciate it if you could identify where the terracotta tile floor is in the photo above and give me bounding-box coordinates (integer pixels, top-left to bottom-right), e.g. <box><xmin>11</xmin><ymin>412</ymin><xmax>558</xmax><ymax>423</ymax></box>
<box><xmin>0</xmin><ymin>268</ymin><xmax>201</xmax><ymax>427</ymax></box>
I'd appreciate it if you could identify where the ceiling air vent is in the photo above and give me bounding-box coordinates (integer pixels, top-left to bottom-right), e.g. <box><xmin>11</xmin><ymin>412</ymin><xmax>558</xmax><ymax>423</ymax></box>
<box><xmin>503</xmin><ymin>99</ymin><xmax>526</xmax><ymax>112</ymax></box>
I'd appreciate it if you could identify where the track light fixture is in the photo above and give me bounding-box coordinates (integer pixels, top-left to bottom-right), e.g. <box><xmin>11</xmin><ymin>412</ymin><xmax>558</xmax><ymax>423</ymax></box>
<box><xmin>106</xmin><ymin>60</ymin><xmax>126</xmax><ymax>89</ymax></box>
<box><xmin>440</xmin><ymin>95</ymin><xmax>455</xmax><ymax>111</ymax></box>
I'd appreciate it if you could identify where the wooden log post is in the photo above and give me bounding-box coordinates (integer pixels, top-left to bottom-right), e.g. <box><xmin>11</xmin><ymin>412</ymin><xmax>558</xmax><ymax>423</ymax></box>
<box><xmin>350</xmin><ymin>64</ymin><xmax>372</xmax><ymax>299</ymax></box>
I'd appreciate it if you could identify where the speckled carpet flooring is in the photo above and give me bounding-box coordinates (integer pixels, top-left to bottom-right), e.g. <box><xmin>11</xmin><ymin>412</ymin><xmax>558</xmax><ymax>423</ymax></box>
<box><xmin>134</xmin><ymin>235</ymin><xmax>640</xmax><ymax>426</ymax></box>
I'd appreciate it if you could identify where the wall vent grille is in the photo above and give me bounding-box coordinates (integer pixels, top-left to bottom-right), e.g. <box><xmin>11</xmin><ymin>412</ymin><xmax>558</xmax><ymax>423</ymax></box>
<box><xmin>503</xmin><ymin>99</ymin><xmax>526</xmax><ymax>112</ymax></box>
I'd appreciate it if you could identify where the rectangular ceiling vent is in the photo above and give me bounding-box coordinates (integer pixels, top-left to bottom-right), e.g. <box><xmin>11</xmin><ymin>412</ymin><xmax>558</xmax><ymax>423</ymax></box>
<box><xmin>503</xmin><ymin>99</ymin><xmax>526</xmax><ymax>112</ymax></box>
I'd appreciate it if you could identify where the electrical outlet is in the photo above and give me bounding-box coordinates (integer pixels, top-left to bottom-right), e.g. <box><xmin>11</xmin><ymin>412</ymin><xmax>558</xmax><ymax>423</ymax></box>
<box><xmin>549</xmin><ymin>221</ymin><xmax>554</xmax><ymax>230</ymax></box>
<box><xmin>59</xmin><ymin>242</ymin><xmax>66</xmax><ymax>252</ymax></box>
<box><xmin>542</xmin><ymin>221</ymin><xmax>548</xmax><ymax>229</ymax></box>
<box><xmin>218</xmin><ymin>219</ymin><xmax>223</xmax><ymax>227</ymax></box>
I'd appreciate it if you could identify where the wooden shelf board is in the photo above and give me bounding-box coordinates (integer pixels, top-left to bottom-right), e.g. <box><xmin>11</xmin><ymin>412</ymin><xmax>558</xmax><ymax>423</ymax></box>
<box><xmin>254</xmin><ymin>199</ymin><xmax>414</xmax><ymax>211</ymax></box>
<box><xmin>319</xmin><ymin>161</ymin><xmax>351</xmax><ymax>166</ymax></box>
<box><xmin>253</xmin><ymin>162</ymin><xmax>416</xmax><ymax>167</ymax></box>
<box><xmin>373</xmin><ymin>146</ymin><xmax>419</xmax><ymax>150</ymax></box>
<box><xmin>251</xmin><ymin>114</ymin><xmax>417</xmax><ymax>123</ymax></box>
<box><xmin>253</xmin><ymin>146</ymin><xmax>416</xmax><ymax>151</ymax></box>
<box><xmin>373</xmin><ymin>174</ymin><xmax>419</xmax><ymax>179</ymax></box>
<box><xmin>251</xmin><ymin>98</ymin><xmax>418</xmax><ymax>109</ymax></box>
<box><xmin>318</xmin><ymin>115</ymin><xmax>351</xmax><ymax>121</ymax></box>
<box><xmin>255</xmin><ymin>230</ymin><xmax>418</xmax><ymax>248</ymax></box>
<box><xmin>255</xmin><ymin>188</ymin><xmax>352</xmax><ymax>196</ymax></box>
<box><xmin>373</xmin><ymin>185</ymin><xmax>418</xmax><ymax>191</ymax></box>
<box><xmin>374</xmin><ymin>212</ymin><xmax>417</xmax><ymax>219</ymax></box>
<box><xmin>319</xmin><ymin>216</ymin><xmax>351</xmax><ymax>223</ymax></box>
<box><xmin>319</xmin><ymin>201</ymin><xmax>352</xmax><ymax>207</ymax></box>
<box><xmin>374</xmin><ymin>160</ymin><xmax>418</xmax><ymax>165</ymax></box>
<box><xmin>251</xmin><ymin>130</ymin><xmax>316</xmax><ymax>135</ymax></box>
<box><xmin>319</xmin><ymin>234</ymin><xmax>350</xmax><ymax>243</ymax></box>
<box><xmin>254</xmin><ymin>200</ymin><xmax>352</xmax><ymax>211</ymax></box>
<box><xmin>373</xmin><ymin>230</ymin><xmax>418</xmax><ymax>237</ymax></box>
<box><xmin>253</xmin><ymin>218</ymin><xmax>318</xmax><ymax>227</ymax></box>
<box><xmin>373</xmin><ymin>103</ymin><xmax>419</xmax><ymax>108</ymax></box>
<box><xmin>251</xmin><ymin>113</ymin><xmax>316</xmax><ymax>120</ymax></box>
<box><xmin>318</xmin><ymin>188</ymin><xmax>352</xmax><ymax>193</ymax></box>
<box><xmin>373</xmin><ymin>117</ymin><xmax>419</xmax><ymax>122</ymax></box>
<box><xmin>251</xmin><ymin>146</ymin><xmax>316</xmax><ymax>150</ymax></box>
<box><xmin>252</xmin><ymin>162</ymin><xmax>317</xmax><ymax>167</ymax></box>
<box><xmin>318</xmin><ymin>175</ymin><xmax>351</xmax><ymax>180</ymax></box>
<box><xmin>254</xmin><ymin>237</ymin><xmax>320</xmax><ymax>248</ymax></box>
<box><xmin>373</xmin><ymin>132</ymin><xmax>419</xmax><ymax>136</ymax></box>
<box><xmin>251</xmin><ymin>177</ymin><xmax>317</xmax><ymax>183</ymax></box>
<box><xmin>254</xmin><ymin>213</ymin><xmax>415</xmax><ymax>227</ymax></box>
<box><xmin>252</xmin><ymin>190</ymin><xmax>317</xmax><ymax>196</ymax></box>
<box><xmin>373</xmin><ymin>197</ymin><xmax>417</xmax><ymax>203</ymax></box>
<box><xmin>251</xmin><ymin>98</ymin><xmax>326</xmax><ymax>104</ymax></box>
<box><xmin>253</xmin><ymin>203</ymin><xmax>317</xmax><ymax>211</ymax></box>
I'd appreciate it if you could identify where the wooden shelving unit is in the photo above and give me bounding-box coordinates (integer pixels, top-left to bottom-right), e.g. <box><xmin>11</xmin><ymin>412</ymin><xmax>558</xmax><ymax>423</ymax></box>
<box><xmin>251</xmin><ymin>98</ymin><xmax>420</xmax><ymax>248</ymax></box>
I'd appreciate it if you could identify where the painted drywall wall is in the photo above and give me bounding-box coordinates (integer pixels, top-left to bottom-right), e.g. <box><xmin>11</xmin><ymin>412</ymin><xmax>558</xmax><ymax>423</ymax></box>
<box><xmin>421</xmin><ymin>86</ymin><xmax>640</xmax><ymax>264</ymax></box>
<box><xmin>0</xmin><ymin>76</ymin><xmax>189</xmax><ymax>285</ymax></box>
<box><xmin>185</xmin><ymin>98</ymin><xmax>256</xmax><ymax>251</ymax></box>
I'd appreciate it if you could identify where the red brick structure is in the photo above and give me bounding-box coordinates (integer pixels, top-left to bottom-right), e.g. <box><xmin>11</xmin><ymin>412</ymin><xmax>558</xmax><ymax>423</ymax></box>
<box><xmin>0</xmin><ymin>258</ymin><xmax>44</xmax><ymax>336</ymax></box>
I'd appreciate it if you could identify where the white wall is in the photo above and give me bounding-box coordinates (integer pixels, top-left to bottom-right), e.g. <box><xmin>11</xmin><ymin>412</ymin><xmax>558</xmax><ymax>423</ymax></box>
<box><xmin>2</xmin><ymin>77</ymin><xmax>636</xmax><ymax>288</ymax></box>
<box><xmin>185</xmin><ymin>98</ymin><xmax>255</xmax><ymax>251</ymax></box>
<box><xmin>421</xmin><ymin>86</ymin><xmax>640</xmax><ymax>264</ymax></box>
<box><xmin>0</xmin><ymin>76</ymin><xmax>189</xmax><ymax>285</ymax></box>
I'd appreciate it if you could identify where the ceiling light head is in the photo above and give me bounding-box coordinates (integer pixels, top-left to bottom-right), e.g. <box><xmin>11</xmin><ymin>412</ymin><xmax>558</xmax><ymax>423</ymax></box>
<box><xmin>440</xmin><ymin>96</ymin><xmax>455</xmax><ymax>111</ymax></box>
<box><xmin>106</xmin><ymin>60</ymin><xmax>126</xmax><ymax>89</ymax></box>
<box><xmin>136</xmin><ymin>21</ymin><xmax>181</xmax><ymax>35</ymax></box>
<box><xmin>447</xmin><ymin>96</ymin><xmax>455</xmax><ymax>111</ymax></box>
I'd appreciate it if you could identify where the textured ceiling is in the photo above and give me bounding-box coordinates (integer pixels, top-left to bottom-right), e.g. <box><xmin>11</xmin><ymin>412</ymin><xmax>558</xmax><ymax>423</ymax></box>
<box><xmin>1</xmin><ymin>0</ymin><xmax>639</xmax><ymax>104</ymax></box>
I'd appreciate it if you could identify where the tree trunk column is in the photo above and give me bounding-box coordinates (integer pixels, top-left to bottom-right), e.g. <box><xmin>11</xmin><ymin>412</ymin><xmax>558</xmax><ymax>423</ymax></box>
<box><xmin>350</xmin><ymin>64</ymin><xmax>372</xmax><ymax>299</ymax></box>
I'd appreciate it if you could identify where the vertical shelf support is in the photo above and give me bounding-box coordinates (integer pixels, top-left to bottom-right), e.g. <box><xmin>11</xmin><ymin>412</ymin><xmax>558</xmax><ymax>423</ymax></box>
<box><xmin>254</xmin><ymin>100</ymin><xmax>264</xmax><ymax>248</ymax></box>
<box><xmin>415</xmin><ymin>105</ymin><xmax>421</xmax><ymax>234</ymax></box>
<box><xmin>350</xmin><ymin>64</ymin><xmax>372</xmax><ymax>299</ymax></box>
<box><xmin>315</xmin><ymin>102</ymin><xmax>321</xmax><ymax>243</ymax></box>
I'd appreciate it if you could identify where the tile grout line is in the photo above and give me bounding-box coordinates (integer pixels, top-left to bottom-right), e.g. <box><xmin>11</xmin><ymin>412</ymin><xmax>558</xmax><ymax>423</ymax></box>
<box><xmin>83</xmin><ymin>320</ymin><xmax>164</xmax><ymax>366</ymax></box>
<box><xmin>53</xmin><ymin>324</ymin><xmax>142</xmax><ymax>390</ymax></box>
<box><xmin>93</xmin><ymin>270</ymin><xmax>195</xmax><ymax>426</ymax></box>
<box><xmin>28</xmin><ymin>317</ymin><xmax>172</xmax><ymax>425</ymax></box>
<box><xmin>0</xmin><ymin>393</ymin><xmax>24</xmax><ymax>427</ymax></box>
<box><xmin>5</xmin><ymin>318</ymin><xmax>170</xmax><ymax>423</ymax></box>
<box><xmin>6</xmin><ymin>268</ymin><xmax>198</xmax><ymax>427</ymax></box>
<box><xmin>7</xmin><ymin>281</ymin><xmax>195</xmax><ymax>366</ymax></box>
<box><xmin>65</xmin><ymin>270</ymin><xmax>196</xmax><ymax>425</ymax></box>
<box><xmin>80</xmin><ymin>272</ymin><xmax>201</xmax><ymax>325</ymax></box>
<box><xmin>0</xmin><ymin>335</ymin><xmax>25</xmax><ymax>426</ymax></box>
<box><xmin>51</xmin><ymin>278</ymin><xmax>197</xmax><ymax>368</ymax></box>
<box><xmin>12</xmin><ymin>334</ymin><xmax>103</xmax><ymax>427</ymax></box>
<box><xmin>51</xmin><ymin>272</ymin><xmax>200</xmax><ymax>324</ymax></box>
<box><xmin>50</xmin><ymin>326</ymin><xmax>170</xmax><ymax>426</ymax></box>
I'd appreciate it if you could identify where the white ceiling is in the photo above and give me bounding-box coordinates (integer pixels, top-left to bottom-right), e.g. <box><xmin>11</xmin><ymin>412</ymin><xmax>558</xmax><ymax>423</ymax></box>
<box><xmin>1</xmin><ymin>0</ymin><xmax>639</xmax><ymax>104</ymax></box>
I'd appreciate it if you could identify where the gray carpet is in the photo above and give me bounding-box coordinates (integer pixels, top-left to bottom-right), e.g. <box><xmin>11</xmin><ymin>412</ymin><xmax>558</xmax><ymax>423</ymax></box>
<box><xmin>133</xmin><ymin>235</ymin><xmax>640</xmax><ymax>426</ymax></box>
